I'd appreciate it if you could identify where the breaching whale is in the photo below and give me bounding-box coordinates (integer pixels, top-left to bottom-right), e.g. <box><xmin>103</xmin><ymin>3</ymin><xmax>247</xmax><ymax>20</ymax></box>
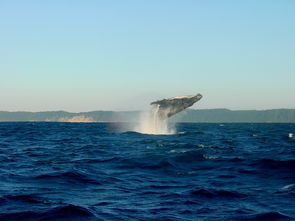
<box><xmin>150</xmin><ymin>94</ymin><xmax>202</xmax><ymax>118</ymax></box>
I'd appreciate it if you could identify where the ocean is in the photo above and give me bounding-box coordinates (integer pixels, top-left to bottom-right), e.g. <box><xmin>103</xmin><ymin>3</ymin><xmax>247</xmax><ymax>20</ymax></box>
<box><xmin>0</xmin><ymin>122</ymin><xmax>294</xmax><ymax>220</ymax></box>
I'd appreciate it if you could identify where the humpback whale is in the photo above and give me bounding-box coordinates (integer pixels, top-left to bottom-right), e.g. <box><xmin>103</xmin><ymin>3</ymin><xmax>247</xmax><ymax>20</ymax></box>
<box><xmin>136</xmin><ymin>94</ymin><xmax>202</xmax><ymax>134</ymax></box>
<box><xmin>150</xmin><ymin>94</ymin><xmax>202</xmax><ymax>118</ymax></box>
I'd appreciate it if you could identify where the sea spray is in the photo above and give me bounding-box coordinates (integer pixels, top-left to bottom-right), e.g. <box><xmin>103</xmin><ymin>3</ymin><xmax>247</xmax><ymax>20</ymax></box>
<box><xmin>135</xmin><ymin>105</ymin><xmax>175</xmax><ymax>135</ymax></box>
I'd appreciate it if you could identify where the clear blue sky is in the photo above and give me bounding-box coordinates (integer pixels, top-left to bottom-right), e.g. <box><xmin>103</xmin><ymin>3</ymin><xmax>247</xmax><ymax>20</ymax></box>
<box><xmin>1</xmin><ymin>1</ymin><xmax>294</xmax><ymax>112</ymax></box>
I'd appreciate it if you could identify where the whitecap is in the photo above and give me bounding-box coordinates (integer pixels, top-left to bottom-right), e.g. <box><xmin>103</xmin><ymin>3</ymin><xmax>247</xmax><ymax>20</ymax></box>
<box><xmin>281</xmin><ymin>183</ymin><xmax>295</xmax><ymax>191</ymax></box>
<box><xmin>168</xmin><ymin>149</ymin><xmax>189</xmax><ymax>154</ymax></box>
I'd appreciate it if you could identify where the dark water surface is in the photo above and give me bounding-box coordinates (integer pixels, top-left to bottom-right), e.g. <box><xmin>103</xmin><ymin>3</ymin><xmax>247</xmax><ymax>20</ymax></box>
<box><xmin>0</xmin><ymin>122</ymin><xmax>294</xmax><ymax>221</ymax></box>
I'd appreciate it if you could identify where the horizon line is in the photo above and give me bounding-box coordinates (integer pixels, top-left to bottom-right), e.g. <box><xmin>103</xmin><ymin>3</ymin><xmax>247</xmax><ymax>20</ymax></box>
<box><xmin>1</xmin><ymin>108</ymin><xmax>295</xmax><ymax>113</ymax></box>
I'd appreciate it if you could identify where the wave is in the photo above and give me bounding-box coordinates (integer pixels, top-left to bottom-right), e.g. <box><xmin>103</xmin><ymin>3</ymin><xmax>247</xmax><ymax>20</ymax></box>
<box><xmin>170</xmin><ymin>150</ymin><xmax>206</xmax><ymax>163</ymax></box>
<box><xmin>121</xmin><ymin>131</ymin><xmax>144</xmax><ymax>136</ymax></box>
<box><xmin>214</xmin><ymin>157</ymin><xmax>295</xmax><ymax>171</ymax></box>
<box><xmin>196</xmin><ymin>144</ymin><xmax>221</xmax><ymax>149</ymax></box>
<box><xmin>34</xmin><ymin>171</ymin><xmax>101</xmax><ymax>185</ymax></box>
<box><xmin>0</xmin><ymin>194</ymin><xmax>45</xmax><ymax>205</ymax></box>
<box><xmin>123</xmin><ymin>130</ymin><xmax>175</xmax><ymax>136</ymax></box>
<box><xmin>189</xmin><ymin>188</ymin><xmax>246</xmax><ymax>199</ymax></box>
<box><xmin>0</xmin><ymin>204</ymin><xmax>98</xmax><ymax>221</ymax></box>
<box><xmin>70</xmin><ymin>157</ymin><xmax>118</xmax><ymax>164</ymax></box>
<box><xmin>1</xmin><ymin>122</ymin><xmax>295</xmax><ymax>220</ymax></box>
<box><xmin>281</xmin><ymin>183</ymin><xmax>295</xmax><ymax>191</ymax></box>
<box><xmin>253</xmin><ymin>159</ymin><xmax>295</xmax><ymax>171</ymax></box>
<box><xmin>117</xmin><ymin>149</ymin><xmax>210</xmax><ymax>170</ymax></box>
<box><xmin>177</xmin><ymin>131</ymin><xmax>205</xmax><ymax>136</ymax></box>
<box><xmin>118</xmin><ymin>158</ymin><xmax>176</xmax><ymax>170</ymax></box>
<box><xmin>237</xmin><ymin>211</ymin><xmax>292</xmax><ymax>220</ymax></box>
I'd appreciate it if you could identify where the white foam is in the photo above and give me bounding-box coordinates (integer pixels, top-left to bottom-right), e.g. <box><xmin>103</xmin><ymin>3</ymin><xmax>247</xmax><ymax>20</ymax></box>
<box><xmin>203</xmin><ymin>154</ymin><xmax>218</xmax><ymax>160</ymax></box>
<box><xmin>281</xmin><ymin>183</ymin><xmax>295</xmax><ymax>191</ymax></box>
<box><xmin>135</xmin><ymin>105</ymin><xmax>175</xmax><ymax>135</ymax></box>
<box><xmin>169</xmin><ymin>149</ymin><xmax>189</xmax><ymax>153</ymax></box>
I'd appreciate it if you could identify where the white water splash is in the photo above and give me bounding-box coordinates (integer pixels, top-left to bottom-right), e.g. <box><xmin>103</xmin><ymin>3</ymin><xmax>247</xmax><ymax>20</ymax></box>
<box><xmin>135</xmin><ymin>105</ymin><xmax>175</xmax><ymax>135</ymax></box>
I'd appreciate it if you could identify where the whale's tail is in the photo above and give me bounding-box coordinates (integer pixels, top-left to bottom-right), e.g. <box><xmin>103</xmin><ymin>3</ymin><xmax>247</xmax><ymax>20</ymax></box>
<box><xmin>151</xmin><ymin>94</ymin><xmax>202</xmax><ymax>118</ymax></box>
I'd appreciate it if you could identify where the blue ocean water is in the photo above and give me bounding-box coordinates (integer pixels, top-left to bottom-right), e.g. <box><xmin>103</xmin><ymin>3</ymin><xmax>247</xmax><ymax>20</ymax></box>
<box><xmin>0</xmin><ymin>122</ymin><xmax>294</xmax><ymax>221</ymax></box>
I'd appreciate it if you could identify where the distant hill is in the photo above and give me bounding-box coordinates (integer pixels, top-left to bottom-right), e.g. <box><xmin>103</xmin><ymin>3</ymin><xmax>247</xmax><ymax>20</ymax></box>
<box><xmin>0</xmin><ymin>109</ymin><xmax>295</xmax><ymax>123</ymax></box>
<box><xmin>0</xmin><ymin>111</ymin><xmax>139</xmax><ymax>122</ymax></box>
<box><xmin>170</xmin><ymin>109</ymin><xmax>295</xmax><ymax>123</ymax></box>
